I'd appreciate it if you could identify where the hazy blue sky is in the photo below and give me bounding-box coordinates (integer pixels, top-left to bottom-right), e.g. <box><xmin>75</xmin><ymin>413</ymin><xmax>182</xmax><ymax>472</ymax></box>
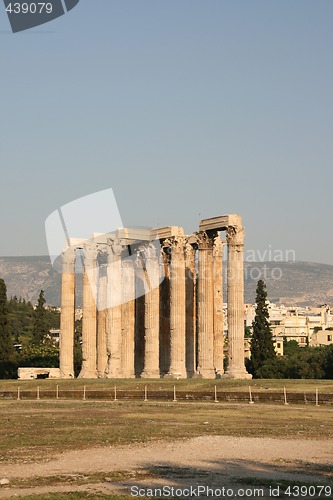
<box><xmin>1</xmin><ymin>1</ymin><xmax>332</xmax><ymax>264</ymax></box>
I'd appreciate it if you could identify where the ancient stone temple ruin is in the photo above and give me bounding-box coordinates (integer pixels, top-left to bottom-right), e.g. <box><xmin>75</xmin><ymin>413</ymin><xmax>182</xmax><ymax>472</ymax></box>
<box><xmin>60</xmin><ymin>215</ymin><xmax>251</xmax><ymax>379</ymax></box>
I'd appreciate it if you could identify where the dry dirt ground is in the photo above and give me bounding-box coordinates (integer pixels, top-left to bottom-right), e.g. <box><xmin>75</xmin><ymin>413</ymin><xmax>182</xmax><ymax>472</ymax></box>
<box><xmin>0</xmin><ymin>435</ymin><xmax>332</xmax><ymax>499</ymax></box>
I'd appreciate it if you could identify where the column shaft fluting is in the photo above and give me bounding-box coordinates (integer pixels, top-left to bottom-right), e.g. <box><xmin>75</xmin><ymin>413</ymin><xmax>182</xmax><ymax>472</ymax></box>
<box><xmin>165</xmin><ymin>237</ymin><xmax>186</xmax><ymax>378</ymax></box>
<box><xmin>197</xmin><ymin>232</ymin><xmax>215</xmax><ymax>378</ymax></box>
<box><xmin>79</xmin><ymin>244</ymin><xmax>98</xmax><ymax>378</ymax></box>
<box><xmin>185</xmin><ymin>243</ymin><xmax>196</xmax><ymax>377</ymax></box>
<box><xmin>141</xmin><ymin>244</ymin><xmax>160</xmax><ymax>378</ymax></box>
<box><xmin>106</xmin><ymin>239</ymin><xmax>123</xmax><ymax>378</ymax></box>
<box><xmin>225</xmin><ymin>225</ymin><xmax>251</xmax><ymax>379</ymax></box>
<box><xmin>97</xmin><ymin>271</ymin><xmax>108</xmax><ymax>377</ymax></box>
<box><xmin>60</xmin><ymin>247</ymin><xmax>76</xmax><ymax>378</ymax></box>
<box><xmin>121</xmin><ymin>260</ymin><xmax>135</xmax><ymax>378</ymax></box>
<box><xmin>213</xmin><ymin>236</ymin><xmax>225</xmax><ymax>376</ymax></box>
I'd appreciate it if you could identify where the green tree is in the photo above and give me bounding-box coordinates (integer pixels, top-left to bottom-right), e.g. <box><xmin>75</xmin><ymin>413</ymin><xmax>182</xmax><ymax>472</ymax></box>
<box><xmin>244</xmin><ymin>326</ymin><xmax>252</xmax><ymax>338</ymax></box>
<box><xmin>323</xmin><ymin>345</ymin><xmax>333</xmax><ymax>378</ymax></box>
<box><xmin>31</xmin><ymin>290</ymin><xmax>49</xmax><ymax>346</ymax></box>
<box><xmin>250</xmin><ymin>279</ymin><xmax>276</xmax><ymax>377</ymax></box>
<box><xmin>20</xmin><ymin>344</ymin><xmax>59</xmax><ymax>368</ymax></box>
<box><xmin>283</xmin><ymin>338</ymin><xmax>299</xmax><ymax>356</ymax></box>
<box><xmin>0</xmin><ymin>278</ymin><xmax>17</xmax><ymax>378</ymax></box>
<box><xmin>7</xmin><ymin>296</ymin><xmax>34</xmax><ymax>345</ymax></box>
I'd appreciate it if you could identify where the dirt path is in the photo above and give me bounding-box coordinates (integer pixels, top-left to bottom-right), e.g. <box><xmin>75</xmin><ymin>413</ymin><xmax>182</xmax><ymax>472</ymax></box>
<box><xmin>0</xmin><ymin>436</ymin><xmax>332</xmax><ymax>498</ymax></box>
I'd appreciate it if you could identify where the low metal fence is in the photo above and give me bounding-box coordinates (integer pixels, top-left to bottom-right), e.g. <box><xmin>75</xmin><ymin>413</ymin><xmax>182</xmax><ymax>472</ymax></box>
<box><xmin>0</xmin><ymin>385</ymin><xmax>332</xmax><ymax>405</ymax></box>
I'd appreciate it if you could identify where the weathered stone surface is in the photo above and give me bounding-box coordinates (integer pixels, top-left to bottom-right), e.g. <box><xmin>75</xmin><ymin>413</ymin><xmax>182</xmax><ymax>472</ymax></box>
<box><xmin>18</xmin><ymin>367</ymin><xmax>61</xmax><ymax>379</ymax></box>
<box><xmin>78</xmin><ymin>243</ymin><xmax>98</xmax><ymax>378</ymax></box>
<box><xmin>141</xmin><ymin>243</ymin><xmax>160</xmax><ymax>378</ymax></box>
<box><xmin>213</xmin><ymin>236</ymin><xmax>225</xmax><ymax>376</ymax></box>
<box><xmin>151</xmin><ymin>226</ymin><xmax>185</xmax><ymax>240</ymax></box>
<box><xmin>121</xmin><ymin>260</ymin><xmax>135</xmax><ymax>378</ymax></box>
<box><xmin>196</xmin><ymin>232</ymin><xmax>215</xmax><ymax>379</ymax></box>
<box><xmin>199</xmin><ymin>214</ymin><xmax>242</xmax><ymax>232</ymax></box>
<box><xmin>224</xmin><ymin>225</ymin><xmax>252</xmax><ymax>380</ymax></box>
<box><xmin>59</xmin><ymin>247</ymin><xmax>76</xmax><ymax>378</ymax></box>
<box><xmin>97</xmin><ymin>271</ymin><xmax>108</xmax><ymax>377</ymax></box>
<box><xmin>60</xmin><ymin>218</ymin><xmax>249</xmax><ymax>381</ymax></box>
<box><xmin>185</xmin><ymin>241</ymin><xmax>196</xmax><ymax>377</ymax></box>
<box><xmin>105</xmin><ymin>238</ymin><xmax>123</xmax><ymax>378</ymax></box>
<box><xmin>116</xmin><ymin>227</ymin><xmax>152</xmax><ymax>242</ymax></box>
<box><xmin>164</xmin><ymin>237</ymin><xmax>187</xmax><ymax>379</ymax></box>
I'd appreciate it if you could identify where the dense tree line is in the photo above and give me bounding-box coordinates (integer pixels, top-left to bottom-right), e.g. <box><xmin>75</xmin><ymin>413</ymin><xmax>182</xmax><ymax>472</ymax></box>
<box><xmin>0</xmin><ymin>279</ymin><xmax>60</xmax><ymax>378</ymax></box>
<box><xmin>251</xmin><ymin>340</ymin><xmax>333</xmax><ymax>379</ymax></box>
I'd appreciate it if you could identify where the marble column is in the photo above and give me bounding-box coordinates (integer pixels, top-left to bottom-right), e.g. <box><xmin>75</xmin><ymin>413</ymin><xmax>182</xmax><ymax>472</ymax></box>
<box><xmin>213</xmin><ymin>236</ymin><xmax>225</xmax><ymax>377</ymax></box>
<box><xmin>197</xmin><ymin>232</ymin><xmax>215</xmax><ymax>378</ymax></box>
<box><xmin>79</xmin><ymin>243</ymin><xmax>98</xmax><ymax>378</ymax></box>
<box><xmin>165</xmin><ymin>237</ymin><xmax>187</xmax><ymax>378</ymax></box>
<box><xmin>224</xmin><ymin>224</ymin><xmax>252</xmax><ymax>379</ymax></box>
<box><xmin>121</xmin><ymin>259</ymin><xmax>135</xmax><ymax>378</ymax></box>
<box><xmin>185</xmin><ymin>242</ymin><xmax>196</xmax><ymax>377</ymax></box>
<box><xmin>97</xmin><ymin>268</ymin><xmax>108</xmax><ymax>378</ymax></box>
<box><xmin>106</xmin><ymin>238</ymin><xmax>123</xmax><ymax>378</ymax></box>
<box><xmin>60</xmin><ymin>246</ymin><xmax>76</xmax><ymax>378</ymax></box>
<box><xmin>141</xmin><ymin>243</ymin><xmax>160</xmax><ymax>378</ymax></box>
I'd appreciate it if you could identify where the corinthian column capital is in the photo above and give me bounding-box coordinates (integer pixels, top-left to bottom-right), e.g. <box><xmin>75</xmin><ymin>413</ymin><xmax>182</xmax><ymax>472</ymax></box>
<box><xmin>163</xmin><ymin>236</ymin><xmax>186</xmax><ymax>257</ymax></box>
<box><xmin>196</xmin><ymin>231</ymin><xmax>214</xmax><ymax>250</ymax></box>
<box><xmin>226</xmin><ymin>225</ymin><xmax>245</xmax><ymax>247</ymax></box>
<box><xmin>62</xmin><ymin>246</ymin><xmax>76</xmax><ymax>270</ymax></box>
<box><xmin>145</xmin><ymin>242</ymin><xmax>158</xmax><ymax>260</ymax></box>
<box><xmin>107</xmin><ymin>237</ymin><xmax>123</xmax><ymax>258</ymax></box>
<box><xmin>83</xmin><ymin>242</ymin><xmax>98</xmax><ymax>267</ymax></box>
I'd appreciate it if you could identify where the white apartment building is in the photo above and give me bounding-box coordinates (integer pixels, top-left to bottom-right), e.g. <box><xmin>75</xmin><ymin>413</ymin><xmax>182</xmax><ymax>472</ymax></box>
<box><xmin>244</xmin><ymin>302</ymin><xmax>333</xmax><ymax>355</ymax></box>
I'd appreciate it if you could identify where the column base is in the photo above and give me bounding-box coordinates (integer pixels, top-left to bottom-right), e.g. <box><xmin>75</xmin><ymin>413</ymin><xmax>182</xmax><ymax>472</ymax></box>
<box><xmin>105</xmin><ymin>372</ymin><xmax>125</xmax><ymax>379</ymax></box>
<box><xmin>97</xmin><ymin>362</ymin><xmax>108</xmax><ymax>378</ymax></box>
<box><xmin>78</xmin><ymin>369</ymin><xmax>98</xmax><ymax>379</ymax></box>
<box><xmin>222</xmin><ymin>368</ymin><xmax>252</xmax><ymax>380</ymax></box>
<box><xmin>141</xmin><ymin>370</ymin><xmax>161</xmax><ymax>379</ymax></box>
<box><xmin>197</xmin><ymin>368</ymin><xmax>216</xmax><ymax>379</ymax></box>
<box><xmin>60</xmin><ymin>368</ymin><xmax>75</xmax><ymax>379</ymax></box>
<box><xmin>121</xmin><ymin>372</ymin><xmax>136</xmax><ymax>378</ymax></box>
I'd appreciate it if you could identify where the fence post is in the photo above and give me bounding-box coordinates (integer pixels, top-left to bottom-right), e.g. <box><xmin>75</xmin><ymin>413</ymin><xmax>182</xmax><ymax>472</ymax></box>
<box><xmin>144</xmin><ymin>385</ymin><xmax>148</xmax><ymax>402</ymax></box>
<box><xmin>214</xmin><ymin>385</ymin><xmax>218</xmax><ymax>403</ymax></box>
<box><xmin>56</xmin><ymin>385</ymin><xmax>59</xmax><ymax>400</ymax></box>
<box><xmin>17</xmin><ymin>386</ymin><xmax>20</xmax><ymax>401</ymax></box>
<box><xmin>283</xmin><ymin>386</ymin><xmax>289</xmax><ymax>405</ymax></box>
<box><xmin>83</xmin><ymin>385</ymin><xmax>86</xmax><ymax>401</ymax></box>
<box><xmin>173</xmin><ymin>385</ymin><xmax>177</xmax><ymax>402</ymax></box>
<box><xmin>249</xmin><ymin>386</ymin><xmax>254</xmax><ymax>404</ymax></box>
<box><xmin>114</xmin><ymin>385</ymin><xmax>117</xmax><ymax>401</ymax></box>
<box><xmin>37</xmin><ymin>386</ymin><xmax>40</xmax><ymax>400</ymax></box>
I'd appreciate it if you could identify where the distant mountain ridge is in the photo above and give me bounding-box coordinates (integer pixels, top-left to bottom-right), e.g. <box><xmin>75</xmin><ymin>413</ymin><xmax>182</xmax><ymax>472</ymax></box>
<box><xmin>0</xmin><ymin>256</ymin><xmax>332</xmax><ymax>307</ymax></box>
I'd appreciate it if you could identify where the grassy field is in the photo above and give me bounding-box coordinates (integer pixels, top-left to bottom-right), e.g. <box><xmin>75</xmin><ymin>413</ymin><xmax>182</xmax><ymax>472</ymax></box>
<box><xmin>1</xmin><ymin>378</ymin><xmax>333</xmax><ymax>392</ymax></box>
<box><xmin>1</xmin><ymin>386</ymin><xmax>333</xmax><ymax>499</ymax></box>
<box><xmin>1</xmin><ymin>399</ymin><xmax>333</xmax><ymax>464</ymax></box>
